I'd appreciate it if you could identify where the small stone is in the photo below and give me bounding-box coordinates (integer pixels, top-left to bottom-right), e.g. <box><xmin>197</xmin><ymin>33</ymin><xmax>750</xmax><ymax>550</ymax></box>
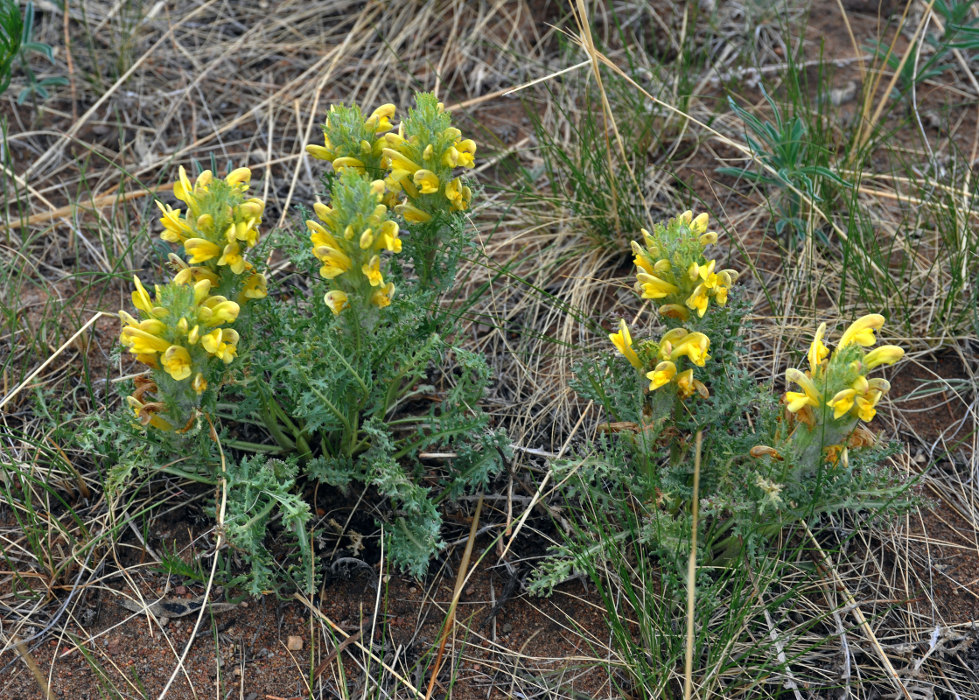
<box><xmin>287</xmin><ymin>636</ymin><xmax>303</xmax><ymax>651</ymax></box>
<box><xmin>174</xmin><ymin>585</ymin><xmax>188</xmax><ymax>595</ymax></box>
<box><xmin>408</xmin><ymin>587</ymin><xmax>417</xmax><ymax>594</ymax></box>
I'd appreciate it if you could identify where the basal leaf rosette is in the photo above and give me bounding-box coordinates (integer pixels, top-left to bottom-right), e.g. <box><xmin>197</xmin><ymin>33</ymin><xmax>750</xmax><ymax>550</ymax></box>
<box><xmin>381</xmin><ymin>92</ymin><xmax>475</xmax><ymax>224</ymax></box>
<box><xmin>119</xmin><ymin>276</ymin><xmax>242</xmax><ymax>431</ymax></box>
<box><xmin>305</xmin><ymin>103</ymin><xmax>396</xmax><ymax>181</ymax></box>
<box><xmin>609</xmin><ymin>320</ymin><xmax>711</xmax><ymax>400</ymax></box>
<box><xmin>308</xmin><ymin>170</ymin><xmax>402</xmax><ymax>316</ymax></box>
<box><xmin>156</xmin><ymin>166</ymin><xmax>267</xmax><ymax>305</ymax></box>
<box><xmin>771</xmin><ymin>314</ymin><xmax>904</xmax><ymax>466</ymax></box>
<box><xmin>631</xmin><ymin>211</ymin><xmax>738</xmax><ymax>322</ymax></box>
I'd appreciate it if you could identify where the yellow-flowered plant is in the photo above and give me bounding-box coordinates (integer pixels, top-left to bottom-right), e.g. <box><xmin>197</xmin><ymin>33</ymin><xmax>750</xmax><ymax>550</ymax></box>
<box><xmin>119</xmin><ymin>276</ymin><xmax>241</xmax><ymax>431</ymax></box>
<box><xmin>382</xmin><ymin>92</ymin><xmax>475</xmax><ymax>224</ymax></box>
<box><xmin>157</xmin><ymin>165</ymin><xmax>267</xmax><ymax>304</ymax></box>
<box><xmin>308</xmin><ymin>171</ymin><xmax>401</xmax><ymax>316</ymax></box>
<box><xmin>777</xmin><ymin>314</ymin><xmax>904</xmax><ymax>466</ymax></box>
<box><xmin>631</xmin><ymin>210</ymin><xmax>738</xmax><ymax>322</ymax></box>
<box><xmin>305</xmin><ymin>103</ymin><xmax>396</xmax><ymax>181</ymax></box>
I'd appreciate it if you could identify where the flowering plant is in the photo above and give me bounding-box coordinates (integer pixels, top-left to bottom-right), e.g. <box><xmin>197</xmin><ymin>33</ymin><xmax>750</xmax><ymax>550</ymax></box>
<box><xmin>109</xmin><ymin>93</ymin><xmax>506</xmax><ymax>591</ymax></box>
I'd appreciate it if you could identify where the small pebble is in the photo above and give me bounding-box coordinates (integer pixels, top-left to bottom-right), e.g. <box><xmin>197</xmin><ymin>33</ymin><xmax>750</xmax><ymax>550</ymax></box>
<box><xmin>287</xmin><ymin>635</ymin><xmax>303</xmax><ymax>651</ymax></box>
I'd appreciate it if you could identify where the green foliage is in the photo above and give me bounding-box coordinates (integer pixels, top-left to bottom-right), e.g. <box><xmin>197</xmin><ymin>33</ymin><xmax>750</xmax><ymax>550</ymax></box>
<box><xmin>0</xmin><ymin>1</ymin><xmax>66</xmax><ymax>103</ymax></box>
<box><xmin>719</xmin><ymin>86</ymin><xmax>849</xmax><ymax>249</ymax></box>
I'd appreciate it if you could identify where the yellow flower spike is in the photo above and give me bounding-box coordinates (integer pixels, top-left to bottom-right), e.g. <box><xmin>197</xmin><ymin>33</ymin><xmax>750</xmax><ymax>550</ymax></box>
<box><xmin>807</xmin><ymin>322</ymin><xmax>830</xmax><ymax>373</ymax></box>
<box><xmin>383</xmin><ymin>148</ymin><xmax>422</xmax><ymax>180</ymax></box>
<box><xmin>161</xmin><ymin>345</ymin><xmax>193</xmax><ymax>381</ymax></box>
<box><xmin>224</xmin><ymin>167</ymin><xmax>251</xmax><ymax>186</ymax></box>
<box><xmin>398</xmin><ymin>202</ymin><xmax>433</xmax><ymax>223</ymax></box>
<box><xmin>324</xmin><ymin>290</ymin><xmax>349</xmax><ymax>315</ymax></box>
<box><xmin>362</xmin><ymin>255</ymin><xmax>383</xmax><ymax>286</ymax></box>
<box><xmin>685</xmin><ymin>283</ymin><xmax>710</xmax><ymax>317</ymax></box>
<box><xmin>371</xmin><ymin>282</ymin><xmax>395</xmax><ymax>308</ymax></box>
<box><xmin>690</xmin><ymin>212</ymin><xmax>710</xmax><ymax>234</ymax></box>
<box><xmin>636</xmin><ymin>272</ymin><xmax>679</xmax><ymax>299</ymax></box>
<box><xmin>306</xmin><ymin>143</ymin><xmax>333</xmax><ymax>160</ymax></box>
<box><xmin>376</xmin><ymin>220</ymin><xmax>402</xmax><ymax>253</ymax></box>
<box><xmin>218</xmin><ymin>241</ymin><xmax>246</xmax><ymax>274</ymax></box>
<box><xmin>784</xmin><ymin>367</ymin><xmax>822</xmax><ymax>412</ymax></box>
<box><xmin>132</xmin><ymin>276</ymin><xmax>154</xmax><ymax>315</ymax></box>
<box><xmin>676</xmin><ymin>369</ymin><xmax>696</xmax><ymax>398</ymax></box>
<box><xmin>192</xmin><ymin>373</ymin><xmax>207</xmax><ymax>394</ymax></box>
<box><xmin>658</xmin><ymin>304</ymin><xmax>690</xmax><ymax>321</ymax></box>
<box><xmin>839</xmin><ymin>314</ymin><xmax>885</xmax><ymax>348</ymax></box>
<box><xmin>670</xmin><ymin>332</ymin><xmax>711</xmax><ymax>366</ymax></box>
<box><xmin>359</xmin><ymin>229</ymin><xmax>374</xmax><ymax>249</ymax></box>
<box><xmin>608</xmin><ymin>319</ymin><xmax>643</xmax><ymax>370</ymax></box>
<box><xmin>827</xmin><ymin>388</ymin><xmax>857</xmax><ymax>419</ymax></box>
<box><xmin>366</xmin><ymin>103</ymin><xmax>396</xmax><ymax>133</ymax></box>
<box><xmin>647</xmin><ymin>360</ymin><xmax>676</xmax><ymax>390</ymax></box>
<box><xmin>201</xmin><ymin>328</ymin><xmax>239</xmax><ymax>363</ymax></box>
<box><xmin>863</xmin><ymin>345</ymin><xmax>904</xmax><ymax>370</ymax></box>
<box><xmin>414</xmin><ymin>169</ymin><xmax>440</xmax><ymax>194</ymax></box>
<box><xmin>183</xmin><ymin>238</ymin><xmax>222</xmax><ymax>264</ymax></box>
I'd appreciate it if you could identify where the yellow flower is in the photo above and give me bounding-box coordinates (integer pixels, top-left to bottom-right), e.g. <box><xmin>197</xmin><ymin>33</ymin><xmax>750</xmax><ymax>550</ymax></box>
<box><xmin>218</xmin><ymin>241</ymin><xmax>246</xmax><ymax>274</ymax></box>
<box><xmin>324</xmin><ymin>290</ymin><xmax>349</xmax><ymax>315</ymax></box>
<box><xmin>157</xmin><ymin>202</ymin><xmax>192</xmax><ymax>243</ymax></box>
<box><xmin>192</xmin><ymin>373</ymin><xmax>207</xmax><ymax>394</ymax></box>
<box><xmin>631</xmin><ymin>241</ymin><xmax>654</xmax><ymax>275</ymax></box>
<box><xmin>201</xmin><ymin>328</ymin><xmax>239</xmax><ymax>363</ymax></box>
<box><xmin>647</xmin><ymin>360</ymin><xmax>676</xmax><ymax>390</ymax></box>
<box><xmin>126</xmin><ymin>395</ymin><xmax>174</xmax><ymax>431</ymax></box>
<box><xmin>184</xmin><ymin>238</ymin><xmax>222</xmax><ymax>264</ymax></box>
<box><xmin>161</xmin><ymin>345</ymin><xmax>193</xmax><ymax>381</ymax></box>
<box><xmin>131</xmin><ymin>276</ymin><xmax>154</xmax><ymax>315</ymax></box>
<box><xmin>827</xmin><ymin>388</ymin><xmax>856</xmax><ymax>419</ymax></box>
<box><xmin>398</xmin><ymin>202</ymin><xmax>432</xmax><ymax>223</ymax></box>
<box><xmin>366</xmin><ymin>103</ymin><xmax>396</xmax><ymax>133</ymax></box>
<box><xmin>445</xmin><ymin>178</ymin><xmax>471</xmax><ymax>211</ymax></box>
<box><xmin>241</xmin><ymin>273</ymin><xmax>267</xmax><ymax>300</ymax></box>
<box><xmin>120</xmin><ymin>324</ymin><xmax>170</xmax><ymax>355</ymax></box>
<box><xmin>784</xmin><ymin>368</ymin><xmax>821</xmax><ymax>412</ymax></box>
<box><xmin>690</xmin><ymin>212</ymin><xmax>709</xmax><ymax>234</ymax></box>
<box><xmin>383</xmin><ymin>148</ymin><xmax>422</xmax><ymax>181</ymax></box>
<box><xmin>658</xmin><ymin>304</ymin><xmax>689</xmax><ymax>321</ymax></box>
<box><xmin>636</xmin><ymin>272</ymin><xmax>678</xmax><ymax>299</ymax></box>
<box><xmin>670</xmin><ymin>332</ymin><xmax>710</xmax><ymax>366</ymax></box>
<box><xmin>371</xmin><ymin>282</ymin><xmax>395</xmax><ymax>308</ymax></box>
<box><xmin>863</xmin><ymin>345</ymin><xmax>904</xmax><ymax>370</ymax></box>
<box><xmin>685</xmin><ymin>283</ymin><xmax>709</xmax><ymax>317</ymax></box>
<box><xmin>609</xmin><ymin>319</ymin><xmax>642</xmax><ymax>370</ymax></box>
<box><xmin>413</xmin><ymin>169</ymin><xmax>440</xmax><ymax>194</ymax></box>
<box><xmin>362</xmin><ymin>255</ymin><xmax>383</xmax><ymax>286</ymax></box>
<box><xmin>224</xmin><ymin>167</ymin><xmax>251</xmax><ymax>187</ymax></box>
<box><xmin>676</xmin><ymin>369</ymin><xmax>696</xmax><ymax>398</ymax></box>
<box><xmin>198</xmin><ymin>297</ymin><xmax>240</xmax><ymax>326</ymax></box>
<box><xmin>376</xmin><ymin>220</ymin><xmax>402</xmax><ymax>252</ymax></box>
<box><xmin>807</xmin><ymin>322</ymin><xmax>830</xmax><ymax>373</ymax></box>
<box><xmin>313</xmin><ymin>245</ymin><xmax>352</xmax><ymax>279</ymax></box>
<box><xmin>839</xmin><ymin>314</ymin><xmax>885</xmax><ymax>348</ymax></box>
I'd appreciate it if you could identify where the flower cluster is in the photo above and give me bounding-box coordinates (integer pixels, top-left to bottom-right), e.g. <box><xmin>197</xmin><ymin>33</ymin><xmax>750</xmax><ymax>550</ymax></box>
<box><xmin>305</xmin><ymin>103</ymin><xmax>395</xmax><ymax>179</ymax></box>
<box><xmin>157</xmin><ymin>166</ymin><xmax>267</xmax><ymax>303</ymax></box>
<box><xmin>309</xmin><ymin>171</ymin><xmax>401</xmax><ymax>315</ymax></box>
<box><xmin>119</xmin><ymin>277</ymin><xmax>241</xmax><ymax>431</ymax></box>
<box><xmin>381</xmin><ymin>92</ymin><xmax>475</xmax><ymax>223</ymax></box>
<box><xmin>631</xmin><ymin>211</ymin><xmax>738</xmax><ymax>321</ymax></box>
<box><xmin>609</xmin><ymin>320</ymin><xmax>711</xmax><ymax>399</ymax></box>
<box><xmin>120</xmin><ymin>165</ymin><xmax>266</xmax><ymax>431</ymax></box>
<box><xmin>784</xmin><ymin>314</ymin><xmax>903</xmax><ymax>426</ymax></box>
